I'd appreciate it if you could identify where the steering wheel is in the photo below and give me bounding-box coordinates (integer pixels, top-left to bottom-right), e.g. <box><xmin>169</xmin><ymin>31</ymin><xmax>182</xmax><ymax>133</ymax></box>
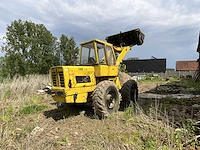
<box><xmin>88</xmin><ymin>57</ymin><xmax>95</xmax><ymax>64</ymax></box>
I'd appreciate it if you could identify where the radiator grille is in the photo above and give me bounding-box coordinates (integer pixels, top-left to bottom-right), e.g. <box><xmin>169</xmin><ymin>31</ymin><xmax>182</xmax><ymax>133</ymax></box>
<box><xmin>51</xmin><ymin>68</ymin><xmax>65</xmax><ymax>87</ymax></box>
<box><xmin>58</xmin><ymin>71</ymin><xmax>65</xmax><ymax>87</ymax></box>
<box><xmin>52</xmin><ymin>70</ymin><xmax>57</xmax><ymax>86</ymax></box>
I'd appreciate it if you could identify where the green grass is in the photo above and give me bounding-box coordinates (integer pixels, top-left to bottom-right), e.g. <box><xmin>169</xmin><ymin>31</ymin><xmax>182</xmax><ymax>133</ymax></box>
<box><xmin>0</xmin><ymin>105</ymin><xmax>14</xmax><ymax>122</ymax></box>
<box><xmin>144</xmin><ymin>137</ymin><xmax>156</xmax><ymax>150</ymax></box>
<box><xmin>56</xmin><ymin>133</ymin><xmax>69</xmax><ymax>146</ymax></box>
<box><xmin>168</xmin><ymin>76</ymin><xmax>180</xmax><ymax>82</ymax></box>
<box><xmin>140</xmin><ymin>76</ymin><xmax>165</xmax><ymax>83</ymax></box>
<box><xmin>30</xmin><ymin>96</ymin><xmax>42</xmax><ymax>104</ymax></box>
<box><xmin>187</xmin><ymin>78</ymin><xmax>200</xmax><ymax>93</ymax></box>
<box><xmin>19</xmin><ymin>104</ymin><xmax>48</xmax><ymax>115</ymax></box>
<box><xmin>123</xmin><ymin>102</ymin><xmax>134</xmax><ymax>121</ymax></box>
<box><xmin>13</xmin><ymin>123</ymin><xmax>38</xmax><ymax>140</ymax></box>
<box><xmin>1</xmin><ymin>86</ymin><xmax>12</xmax><ymax>100</ymax></box>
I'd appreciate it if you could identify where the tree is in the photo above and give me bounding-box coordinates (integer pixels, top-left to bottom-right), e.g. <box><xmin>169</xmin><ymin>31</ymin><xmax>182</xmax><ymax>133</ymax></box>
<box><xmin>0</xmin><ymin>57</ymin><xmax>7</xmax><ymax>78</ymax></box>
<box><xmin>59</xmin><ymin>34</ymin><xmax>79</xmax><ymax>65</ymax></box>
<box><xmin>1</xmin><ymin>19</ymin><xmax>59</xmax><ymax>77</ymax></box>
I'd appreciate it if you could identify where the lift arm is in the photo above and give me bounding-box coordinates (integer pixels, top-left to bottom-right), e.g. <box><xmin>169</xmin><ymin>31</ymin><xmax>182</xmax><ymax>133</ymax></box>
<box><xmin>113</xmin><ymin>46</ymin><xmax>133</xmax><ymax>65</ymax></box>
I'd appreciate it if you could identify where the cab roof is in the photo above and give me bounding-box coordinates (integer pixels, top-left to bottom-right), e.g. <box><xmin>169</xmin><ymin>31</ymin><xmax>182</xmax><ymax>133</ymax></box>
<box><xmin>80</xmin><ymin>38</ymin><xmax>113</xmax><ymax>47</ymax></box>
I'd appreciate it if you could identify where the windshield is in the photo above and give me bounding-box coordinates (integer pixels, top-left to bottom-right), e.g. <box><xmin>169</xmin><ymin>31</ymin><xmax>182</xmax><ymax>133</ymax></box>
<box><xmin>80</xmin><ymin>42</ymin><xmax>96</xmax><ymax>65</ymax></box>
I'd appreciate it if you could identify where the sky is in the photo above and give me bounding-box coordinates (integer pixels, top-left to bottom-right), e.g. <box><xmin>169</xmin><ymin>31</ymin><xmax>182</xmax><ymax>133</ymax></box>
<box><xmin>0</xmin><ymin>0</ymin><xmax>200</xmax><ymax>69</ymax></box>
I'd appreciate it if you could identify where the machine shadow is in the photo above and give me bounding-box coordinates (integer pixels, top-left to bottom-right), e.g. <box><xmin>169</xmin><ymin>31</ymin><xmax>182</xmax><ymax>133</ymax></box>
<box><xmin>43</xmin><ymin>103</ymin><xmax>94</xmax><ymax>121</ymax></box>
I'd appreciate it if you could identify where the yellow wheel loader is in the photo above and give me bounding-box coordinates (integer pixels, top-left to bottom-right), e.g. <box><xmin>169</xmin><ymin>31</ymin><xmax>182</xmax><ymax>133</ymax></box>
<box><xmin>50</xmin><ymin>28</ymin><xmax>145</xmax><ymax>118</ymax></box>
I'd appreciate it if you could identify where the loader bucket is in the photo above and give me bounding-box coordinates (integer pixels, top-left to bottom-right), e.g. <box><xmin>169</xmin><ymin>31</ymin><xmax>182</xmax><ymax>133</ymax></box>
<box><xmin>105</xmin><ymin>28</ymin><xmax>145</xmax><ymax>47</ymax></box>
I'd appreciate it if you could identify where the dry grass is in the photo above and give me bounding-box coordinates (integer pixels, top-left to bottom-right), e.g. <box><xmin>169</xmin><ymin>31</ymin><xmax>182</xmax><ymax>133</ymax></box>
<box><xmin>0</xmin><ymin>75</ymin><xmax>51</xmax><ymax>149</ymax></box>
<box><xmin>0</xmin><ymin>75</ymin><xmax>50</xmax><ymax>117</ymax></box>
<box><xmin>0</xmin><ymin>75</ymin><xmax>198</xmax><ymax>150</ymax></box>
<box><xmin>0</xmin><ymin>74</ymin><xmax>49</xmax><ymax>101</ymax></box>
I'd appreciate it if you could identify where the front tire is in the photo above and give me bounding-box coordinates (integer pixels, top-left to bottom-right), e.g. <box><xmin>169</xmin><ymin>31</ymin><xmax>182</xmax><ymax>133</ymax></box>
<box><xmin>92</xmin><ymin>80</ymin><xmax>121</xmax><ymax>118</ymax></box>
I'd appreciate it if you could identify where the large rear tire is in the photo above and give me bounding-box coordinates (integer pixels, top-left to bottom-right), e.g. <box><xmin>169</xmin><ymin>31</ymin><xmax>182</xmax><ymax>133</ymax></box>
<box><xmin>120</xmin><ymin>79</ymin><xmax>138</xmax><ymax>109</ymax></box>
<box><xmin>92</xmin><ymin>80</ymin><xmax>121</xmax><ymax>118</ymax></box>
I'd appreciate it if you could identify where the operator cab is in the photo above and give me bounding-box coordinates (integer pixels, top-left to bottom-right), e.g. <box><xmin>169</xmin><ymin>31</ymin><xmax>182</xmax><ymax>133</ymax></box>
<box><xmin>79</xmin><ymin>39</ymin><xmax>116</xmax><ymax>66</ymax></box>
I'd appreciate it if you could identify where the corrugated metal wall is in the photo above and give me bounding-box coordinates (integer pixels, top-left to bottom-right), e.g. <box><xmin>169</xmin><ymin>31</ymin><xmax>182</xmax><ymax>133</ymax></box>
<box><xmin>122</xmin><ymin>59</ymin><xmax>166</xmax><ymax>73</ymax></box>
<box><xmin>176</xmin><ymin>61</ymin><xmax>198</xmax><ymax>71</ymax></box>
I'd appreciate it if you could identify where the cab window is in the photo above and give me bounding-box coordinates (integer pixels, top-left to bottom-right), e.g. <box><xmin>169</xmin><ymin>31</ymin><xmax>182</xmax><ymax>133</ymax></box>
<box><xmin>80</xmin><ymin>42</ymin><xmax>96</xmax><ymax>65</ymax></box>
<box><xmin>106</xmin><ymin>45</ymin><xmax>115</xmax><ymax>65</ymax></box>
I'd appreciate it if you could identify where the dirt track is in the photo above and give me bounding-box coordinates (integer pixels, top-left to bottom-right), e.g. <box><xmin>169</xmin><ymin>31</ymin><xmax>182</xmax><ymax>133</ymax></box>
<box><xmin>138</xmin><ymin>82</ymin><xmax>160</xmax><ymax>93</ymax></box>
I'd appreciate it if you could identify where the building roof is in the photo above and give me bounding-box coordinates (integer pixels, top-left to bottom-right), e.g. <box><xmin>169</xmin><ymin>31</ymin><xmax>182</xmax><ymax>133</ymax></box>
<box><xmin>176</xmin><ymin>61</ymin><xmax>198</xmax><ymax>71</ymax></box>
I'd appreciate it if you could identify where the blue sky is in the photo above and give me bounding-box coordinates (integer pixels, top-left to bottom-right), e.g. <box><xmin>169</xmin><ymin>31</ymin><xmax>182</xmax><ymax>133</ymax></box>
<box><xmin>0</xmin><ymin>0</ymin><xmax>199</xmax><ymax>68</ymax></box>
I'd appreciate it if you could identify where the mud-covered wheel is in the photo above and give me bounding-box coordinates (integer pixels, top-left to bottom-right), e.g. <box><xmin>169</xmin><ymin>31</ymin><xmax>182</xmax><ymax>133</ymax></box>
<box><xmin>121</xmin><ymin>79</ymin><xmax>138</xmax><ymax>108</ymax></box>
<box><xmin>92</xmin><ymin>80</ymin><xmax>121</xmax><ymax>118</ymax></box>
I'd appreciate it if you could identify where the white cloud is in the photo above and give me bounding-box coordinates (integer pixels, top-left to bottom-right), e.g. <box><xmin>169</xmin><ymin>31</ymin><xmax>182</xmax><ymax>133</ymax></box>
<box><xmin>0</xmin><ymin>0</ymin><xmax>199</xmax><ymax>68</ymax></box>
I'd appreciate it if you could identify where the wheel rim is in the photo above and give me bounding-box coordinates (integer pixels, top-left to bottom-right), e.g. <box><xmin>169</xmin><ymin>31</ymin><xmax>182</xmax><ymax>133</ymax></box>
<box><xmin>106</xmin><ymin>90</ymin><xmax>116</xmax><ymax>109</ymax></box>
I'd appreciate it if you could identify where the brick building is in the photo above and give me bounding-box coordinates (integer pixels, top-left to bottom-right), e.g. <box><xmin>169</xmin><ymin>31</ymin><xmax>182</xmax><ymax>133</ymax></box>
<box><xmin>176</xmin><ymin>61</ymin><xmax>198</xmax><ymax>71</ymax></box>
